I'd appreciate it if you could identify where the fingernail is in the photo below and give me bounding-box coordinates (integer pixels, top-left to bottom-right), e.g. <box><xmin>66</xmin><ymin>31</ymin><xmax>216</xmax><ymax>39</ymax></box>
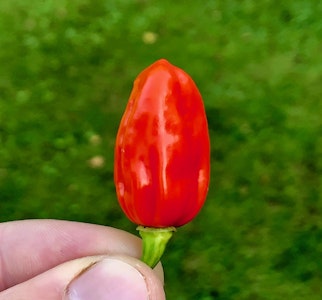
<box><xmin>65</xmin><ymin>258</ymin><xmax>149</xmax><ymax>300</ymax></box>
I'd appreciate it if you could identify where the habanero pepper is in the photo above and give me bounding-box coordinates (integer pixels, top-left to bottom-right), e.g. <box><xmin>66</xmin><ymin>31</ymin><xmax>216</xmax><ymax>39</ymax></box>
<box><xmin>114</xmin><ymin>59</ymin><xmax>210</xmax><ymax>268</ymax></box>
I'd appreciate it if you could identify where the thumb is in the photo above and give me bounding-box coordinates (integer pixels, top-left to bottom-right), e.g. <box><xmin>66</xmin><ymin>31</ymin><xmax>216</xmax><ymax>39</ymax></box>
<box><xmin>0</xmin><ymin>255</ymin><xmax>165</xmax><ymax>300</ymax></box>
<box><xmin>64</xmin><ymin>256</ymin><xmax>165</xmax><ymax>300</ymax></box>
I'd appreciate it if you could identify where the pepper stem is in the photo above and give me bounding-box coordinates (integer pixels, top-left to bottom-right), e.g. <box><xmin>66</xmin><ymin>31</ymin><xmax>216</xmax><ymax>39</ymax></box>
<box><xmin>137</xmin><ymin>226</ymin><xmax>176</xmax><ymax>268</ymax></box>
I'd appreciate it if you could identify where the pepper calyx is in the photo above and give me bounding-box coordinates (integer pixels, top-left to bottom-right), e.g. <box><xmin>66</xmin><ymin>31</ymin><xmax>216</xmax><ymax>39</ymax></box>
<box><xmin>137</xmin><ymin>225</ymin><xmax>176</xmax><ymax>268</ymax></box>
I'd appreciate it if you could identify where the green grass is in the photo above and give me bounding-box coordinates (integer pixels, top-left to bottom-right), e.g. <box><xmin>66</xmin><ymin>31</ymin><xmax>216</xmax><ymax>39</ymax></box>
<box><xmin>1</xmin><ymin>0</ymin><xmax>322</xmax><ymax>299</ymax></box>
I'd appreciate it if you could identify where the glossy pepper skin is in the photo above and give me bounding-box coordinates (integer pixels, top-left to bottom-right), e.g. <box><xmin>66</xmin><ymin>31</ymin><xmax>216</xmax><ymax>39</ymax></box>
<box><xmin>114</xmin><ymin>59</ymin><xmax>210</xmax><ymax>228</ymax></box>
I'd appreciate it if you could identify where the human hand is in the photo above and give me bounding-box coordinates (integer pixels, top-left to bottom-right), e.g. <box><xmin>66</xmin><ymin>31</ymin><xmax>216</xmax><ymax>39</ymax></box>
<box><xmin>0</xmin><ymin>219</ymin><xmax>165</xmax><ymax>299</ymax></box>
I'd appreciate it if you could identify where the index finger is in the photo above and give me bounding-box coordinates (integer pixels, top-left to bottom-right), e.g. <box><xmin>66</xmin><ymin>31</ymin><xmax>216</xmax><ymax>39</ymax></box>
<box><xmin>0</xmin><ymin>219</ymin><xmax>144</xmax><ymax>291</ymax></box>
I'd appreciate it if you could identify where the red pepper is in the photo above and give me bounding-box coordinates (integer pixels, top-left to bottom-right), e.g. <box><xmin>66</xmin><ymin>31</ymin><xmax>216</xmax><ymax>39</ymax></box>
<box><xmin>114</xmin><ymin>59</ymin><xmax>210</xmax><ymax>267</ymax></box>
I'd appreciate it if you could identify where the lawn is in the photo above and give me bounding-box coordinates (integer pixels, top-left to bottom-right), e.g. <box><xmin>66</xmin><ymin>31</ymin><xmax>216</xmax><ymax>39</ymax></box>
<box><xmin>0</xmin><ymin>0</ymin><xmax>322</xmax><ymax>299</ymax></box>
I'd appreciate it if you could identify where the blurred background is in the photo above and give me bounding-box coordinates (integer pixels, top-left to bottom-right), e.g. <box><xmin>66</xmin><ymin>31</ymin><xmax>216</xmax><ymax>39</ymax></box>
<box><xmin>0</xmin><ymin>0</ymin><xmax>321</xmax><ymax>299</ymax></box>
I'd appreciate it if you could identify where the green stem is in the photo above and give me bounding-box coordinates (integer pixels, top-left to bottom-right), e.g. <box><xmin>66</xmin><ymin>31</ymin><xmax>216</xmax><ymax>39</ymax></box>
<box><xmin>137</xmin><ymin>226</ymin><xmax>176</xmax><ymax>268</ymax></box>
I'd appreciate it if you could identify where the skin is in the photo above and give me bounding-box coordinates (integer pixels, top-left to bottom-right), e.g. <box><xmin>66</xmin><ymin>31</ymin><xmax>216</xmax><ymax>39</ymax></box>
<box><xmin>0</xmin><ymin>219</ymin><xmax>165</xmax><ymax>299</ymax></box>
